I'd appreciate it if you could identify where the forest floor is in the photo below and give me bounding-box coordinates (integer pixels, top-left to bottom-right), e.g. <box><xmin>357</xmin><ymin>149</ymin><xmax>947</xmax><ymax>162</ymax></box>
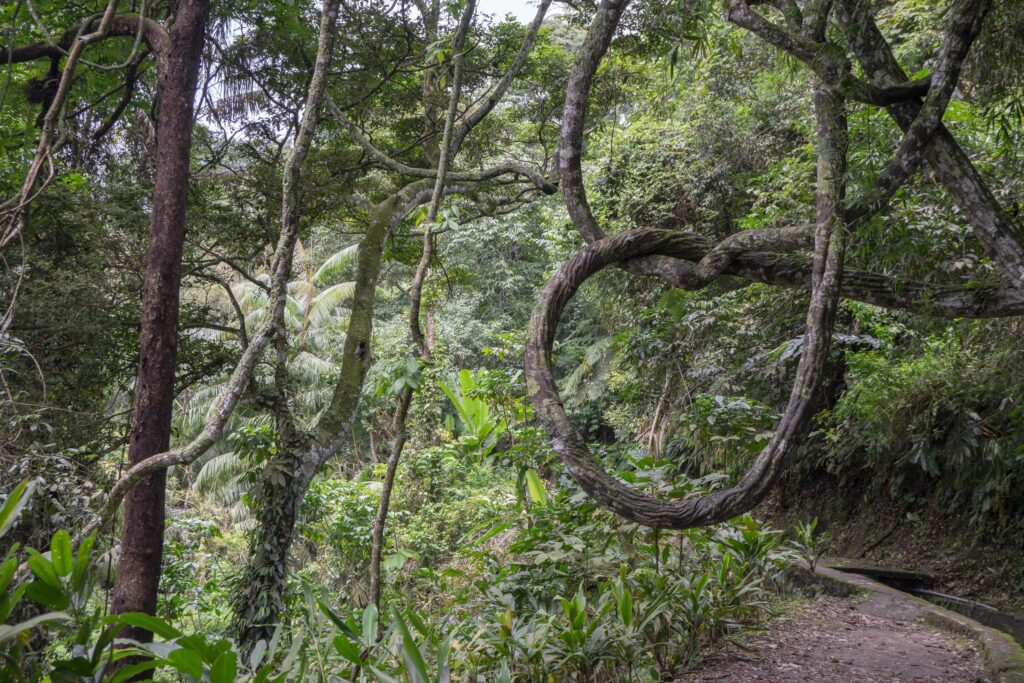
<box><xmin>683</xmin><ymin>594</ymin><xmax>988</xmax><ymax>682</ymax></box>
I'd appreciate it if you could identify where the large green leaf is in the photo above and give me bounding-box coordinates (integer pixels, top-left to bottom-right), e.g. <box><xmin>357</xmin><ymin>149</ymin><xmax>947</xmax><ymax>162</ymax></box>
<box><xmin>210</xmin><ymin>649</ymin><xmax>238</xmax><ymax>683</ymax></box>
<box><xmin>392</xmin><ymin>609</ymin><xmax>429</xmax><ymax>683</ymax></box>
<box><xmin>525</xmin><ymin>469</ymin><xmax>548</xmax><ymax>507</ymax></box>
<box><xmin>109</xmin><ymin>612</ymin><xmax>184</xmax><ymax>640</ymax></box>
<box><xmin>0</xmin><ymin>480</ymin><xmax>35</xmax><ymax>538</ymax></box>
<box><xmin>0</xmin><ymin>611</ymin><xmax>69</xmax><ymax>645</ymax></box>
<box><xmin>50</xmin><ymin>530</ymin><xmax>73</xmax><ymax>577</ymax></box>
<box><xmin>26</xmin><ymin>548</ymin><xmax>61</xmax><ymax>589</ymax></box>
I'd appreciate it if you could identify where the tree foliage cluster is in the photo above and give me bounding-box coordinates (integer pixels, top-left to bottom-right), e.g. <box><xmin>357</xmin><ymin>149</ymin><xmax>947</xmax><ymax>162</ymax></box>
<box><xmin>1</xmin><ymin>0</ymin><xmax>1024</xmax><ymax>679</ymax></box>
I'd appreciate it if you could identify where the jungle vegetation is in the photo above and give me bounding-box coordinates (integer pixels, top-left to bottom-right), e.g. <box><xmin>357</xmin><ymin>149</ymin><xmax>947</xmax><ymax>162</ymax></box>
<box><xmin>1</xmin><ymin>0</ymin><xmax>1023</xmax><ymax>679</ymax></box>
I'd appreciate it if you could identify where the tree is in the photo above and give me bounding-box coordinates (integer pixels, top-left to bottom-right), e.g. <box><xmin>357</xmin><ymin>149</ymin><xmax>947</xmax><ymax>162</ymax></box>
<box><xmin>1</xmin><ymin>0</ymin><xmax>212</xmax><ymax>639</ymax></box>
<box><xmin>526</xmin><ymin>0</ymin><xmax>1018</xmax><ymax>527</ymax></box>
<box><xmin>72</xmin><ymin>0</ymin><xmax>559</xmax><ymax>647</ymax></box>
<box><xmin>110</xmin><ymin>0</ymin><xmax>211</xmax><ymax>637</ymax></box>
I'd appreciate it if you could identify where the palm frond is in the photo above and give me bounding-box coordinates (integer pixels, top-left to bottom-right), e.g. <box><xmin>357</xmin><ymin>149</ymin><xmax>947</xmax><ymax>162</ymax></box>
<box><xmin>307</xmin><ymin>282</ymin><xmax>357</xmax><ymax>327</ymax></box>
<box><xmin>313</xmin><ymin>244</ymin><xmax>360</xmax><ymax>285</ymax></box>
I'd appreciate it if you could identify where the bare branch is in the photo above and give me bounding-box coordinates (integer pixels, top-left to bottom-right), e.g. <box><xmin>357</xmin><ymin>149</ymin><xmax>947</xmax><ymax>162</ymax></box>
<box><xmin>449</xmin><ymin>0</ymin><xmax>553</xmax><ymax>154</ymax></box>
<box><xmin>846</xmin><ymin>0</ymin><xmax>991</xmax><ymax>222</ymax></box>
<box><xmin>327</xmin><ymin>97</ymin><xmax>556</xmax><ymax>193</ymax></box>
<box><xmin>835</xmin><ymin>0</ymin><xmax>1024</xmax><ymax>291</ymax></box>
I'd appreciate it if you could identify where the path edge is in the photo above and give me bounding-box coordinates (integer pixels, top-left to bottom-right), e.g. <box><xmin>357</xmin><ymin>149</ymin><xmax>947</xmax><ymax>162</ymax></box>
<box><xmin>814</xmin><ymin>562</ymin><xmax>1024</xmax><ymax>683</ymax></box>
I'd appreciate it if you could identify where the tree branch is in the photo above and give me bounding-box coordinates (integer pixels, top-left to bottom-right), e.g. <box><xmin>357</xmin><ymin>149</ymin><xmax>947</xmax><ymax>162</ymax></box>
<box><xmin>835</xmin><ymin>0</ymin><xmax>1024</xmax><ymax>291</ymax></box>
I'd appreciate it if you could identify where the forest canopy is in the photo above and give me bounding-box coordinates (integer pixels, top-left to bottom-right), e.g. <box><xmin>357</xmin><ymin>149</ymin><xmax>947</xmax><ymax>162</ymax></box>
<box><xmin>1</xmin><ymin>0</ymin><xmax>1024</xmax><ymax>680</ymax></box>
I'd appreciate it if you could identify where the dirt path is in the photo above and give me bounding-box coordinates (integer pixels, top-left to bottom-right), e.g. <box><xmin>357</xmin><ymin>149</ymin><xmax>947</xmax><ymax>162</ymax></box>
<box><xmin>684</xmin><ymin>595</ymin><xmax>988</xmax><ymax>682</ymax></box>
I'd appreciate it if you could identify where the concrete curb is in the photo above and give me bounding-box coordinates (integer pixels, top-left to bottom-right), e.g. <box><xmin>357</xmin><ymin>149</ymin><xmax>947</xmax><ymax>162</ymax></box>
<box><xmin>814</xmin><ymin>562</ymin><xmax>1024</xmax><ymax>683</ymax></box>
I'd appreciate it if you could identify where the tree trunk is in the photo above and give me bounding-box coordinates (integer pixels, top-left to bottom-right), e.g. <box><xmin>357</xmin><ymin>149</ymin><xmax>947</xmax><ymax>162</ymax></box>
<box><xmin>110</xmin><ymin>0</ymin><xmax>210</xmax><ymax>639</ymax></box>
<box><xmin>237</xmin><ymin>196</ymin><xmax>391</xmax><ymax>645</ymax></box>
<box><xmin>234</xmin><ymin>429</ymin><xmax>314</xmax><ymax>646</ymax></box>
<box><xmin>231</xmin><ymin>0</ymin><xmax>341</xmax><ymax>649</ymax></box>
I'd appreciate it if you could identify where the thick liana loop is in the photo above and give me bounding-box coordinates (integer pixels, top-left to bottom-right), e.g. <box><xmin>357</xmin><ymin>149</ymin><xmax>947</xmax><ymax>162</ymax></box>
<box><xmin>526</xmin><ymin>151</ymin><xmax>848</xmax><ymax>525</ymax></box>
<box><xmin>525</xmin><ymin>226</ymin><xmax>844</xmax><ymax>529</ymax></box>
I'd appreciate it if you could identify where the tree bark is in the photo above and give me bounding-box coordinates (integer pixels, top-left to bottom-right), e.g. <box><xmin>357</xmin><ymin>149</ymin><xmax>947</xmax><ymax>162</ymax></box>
<box><xmin>367</xmin><ymin>0</ymin><xmax>474</xmax><ymax>609</ymax></box>
<box><xmin>110</xmin><ymin>0</ymin><xmax>210</xmax><ymax>640</ymax></box>
<box><xmin>232</xmin><ymin>0</ymin><xmax>341</xmax><ymax>649</ymax></box>
<box><xmin>533</xmin><ymin>0</ymin><xmax>850</xmax><ymax>528</ymax></box>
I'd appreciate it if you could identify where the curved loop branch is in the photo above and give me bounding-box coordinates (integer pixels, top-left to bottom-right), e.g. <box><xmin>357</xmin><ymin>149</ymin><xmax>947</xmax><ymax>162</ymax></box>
<box><xmin>525</xmin><ymin>223</ymin><xmax>847</xmax><ymax>528</ymax></box>
<box><xmin>541</xmin><ymin>7</ymin><xmax>850</xmax><ymax>526</ymax></box>
<box><xmin>687</xmin><ymin>223</ymin><xmax>813</xmax><ymax>287</ymax></box>
<box><xmin>559</xmin><ymin>0</ymin><xmax>630</xmax><ymax>244</ymax></box>
<box><xmin>526</xmin><ymin>82</ymin><xmax>849</xmax><ymax>529</ymax></box>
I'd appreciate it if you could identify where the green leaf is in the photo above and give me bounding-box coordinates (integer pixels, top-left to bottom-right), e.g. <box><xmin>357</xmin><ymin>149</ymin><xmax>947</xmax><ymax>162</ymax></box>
<box><xmin>166</xmin><ymin>647</ymin><xmax>205</xmax><ymax>680</ymax></box>
<box><xmin>0</xmin><ymin>554</ymin><xmax>18</xmax><ymax>594</ymax></box>
<box><xmin>50</xmin><ymin>656</ymin><xmax>97</xmax><ymax>676</ymax></box>
<box><xmin>369</xmin><ymin>666</ymin><xmax>403</xmax><ymax>683</ymax></box>
<box><xmin>317</xmin><ymin>599</ymin><xmax>359</xmax><ymax>640</ymax></box>
<box><xmin>106</xmin><ymin>659</ymin><xmax>161</xmax><ymax>683</ymax></box>
<box><xmin>0</xmin><ymin>480</ymin><xmax>35</xmax><ymax>538</ymax></box>
<box><xmin>362</xmin><ymin>603</ymin><xmax>378</xmax><ymax>645</ymax></box>
<box><xmin>25</xmin><ymin>549</ymin><xmax>61</xmax><ymax>588</ymax></box>
<box><xmin>71</xmin><ymin>533</ymin><xmax>96</xmax><ymax>593</ymax></box>
<box><xmin>25</xmin><ymin>580</ymin><xmax>69</xmax><ymax>610</ymax></box>
<box><xmin>616</xmin><ymin>585</ymin><xmax>633</xmax><ymax>628</ymax></box>
<box><xmin>313</xmin><ymin>243</ymin><xmax>360</xmax><ymax>285</ymax></box>
<box><xmin>525</xmin><ymin>470</ymin><xmax>548</xmax><ymax>507</ymax></box>
<box><xmin>248</xmin><ymin>639</ymin><xmax>268</xmax><ymax>670</ymax></box>
<box><xmin>0</xmin><ymin>611</ymin><xmax>69</xmax><ymax>644</ymax></box>
<box><xmin>50</xmin><ymin>530</ymin><xmax>73</xmax><ymax>577</ymax></box>
<box><xmin>392</xmin><ymin>609</ymin><xmax>429</xmax><ymax>683</ymax></box>
<box><xmin>332</xmin><ymin>634</ymin><xmax>362</xmax><ymax>664</ymax></box>
<box><xmin>210</xmin><ymin>650</ymin><xmax>238</xmax><ymax>683</ymax></box>
<box><xmin>109</xmin><ymin>612</ymin><xmax>183</xmax><ymax>640</ymax></box>
<box><xmin>466</xmin><ymin>520</ymin><xmax>512</xmax><ymax>548</ymax></box>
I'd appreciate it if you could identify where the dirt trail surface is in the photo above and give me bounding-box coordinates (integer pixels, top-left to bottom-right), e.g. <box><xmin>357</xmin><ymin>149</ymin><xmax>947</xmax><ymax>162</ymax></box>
<box><xmin>684</xmin><ymin>595</ymin><xmax>988</xmax><ymax>682</ymax></box>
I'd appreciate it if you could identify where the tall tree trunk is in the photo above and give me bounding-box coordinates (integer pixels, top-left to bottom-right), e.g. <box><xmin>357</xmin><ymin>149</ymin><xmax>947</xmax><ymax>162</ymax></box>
<box><xmin>110</xmin><ymin>0</ymin><xmax>210</xmax><ymax>638</ymax></box>
<box><xmin>232</xmin><ymin>0</ymin><xmax>341</xmax><ymax>649</ymax></box>
<box><xmin>240</xmin><ymin>193</ymin><xmax>391</xmax><ymax>643</ymax></box>
<box><xmin>367</xmin><ymin>0</ymin><xmax>474</xmax><ymax>609</ymax></box>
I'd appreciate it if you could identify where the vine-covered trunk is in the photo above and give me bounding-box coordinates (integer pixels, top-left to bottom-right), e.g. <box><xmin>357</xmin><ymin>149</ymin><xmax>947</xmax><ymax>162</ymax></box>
<box><xmin>234</xmin><ymin>432</ymin><xmax>316</xmax><ymax>646</ymax></box>
<box><xmin>110</xmin><ymin>0</ymin><xmax>210</xmax><ymax>638</ymax></box>
<box><xmin>237</xmin><ymin>199</ymin><xmax>391</xmax><ymax>645</ymax></box>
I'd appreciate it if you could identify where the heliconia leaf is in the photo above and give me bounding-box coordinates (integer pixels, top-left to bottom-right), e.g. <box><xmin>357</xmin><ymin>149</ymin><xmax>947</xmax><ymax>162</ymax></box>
<box><xmin>210</xmin><ymin>649</ymin><xmax>238</xmax><ymax>683</ymax></box>
<box><xmin>0</xmin><ymin>480</ymin><xmax>35</xmax><ymax>539</ymax></box>
<box><xmin>109</xmin><ymin>612</ymin><xmax>183</xmax><ymax>640</ymax></box>
<box><xmin>71</xmin><ymin>533</ymin><xmax>96</xmax><ymax>593</ymax></box>
<box><xmin>26</xmin><ymin>548</ymin><xmax>60</xmax><ymax>589</ymax></box>
<box><xmin>525</xmin><ymin>470</ymin><xmax>548</xmax><ymax>507</ymax></box>
<box><xmin>25</xmin><ymin>580</ymin><xmax>69</xmax><ymax>610</ymax></box>
<box><xmin>362</xmin><ymin>603</ymin><xmax>378</xmax><ymax>645</ymax></box>
<box><xmin>50</xmin><ymin>530</ymin><xmax>73</xmax><ymax>577</ymax></box>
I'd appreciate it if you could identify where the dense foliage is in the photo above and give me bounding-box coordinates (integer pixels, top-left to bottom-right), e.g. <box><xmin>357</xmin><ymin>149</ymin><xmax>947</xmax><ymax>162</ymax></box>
<box><xmin>2</xmin><ymin>0</ymin><xmax>1023</xmax><ymax>679</ymax></box>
